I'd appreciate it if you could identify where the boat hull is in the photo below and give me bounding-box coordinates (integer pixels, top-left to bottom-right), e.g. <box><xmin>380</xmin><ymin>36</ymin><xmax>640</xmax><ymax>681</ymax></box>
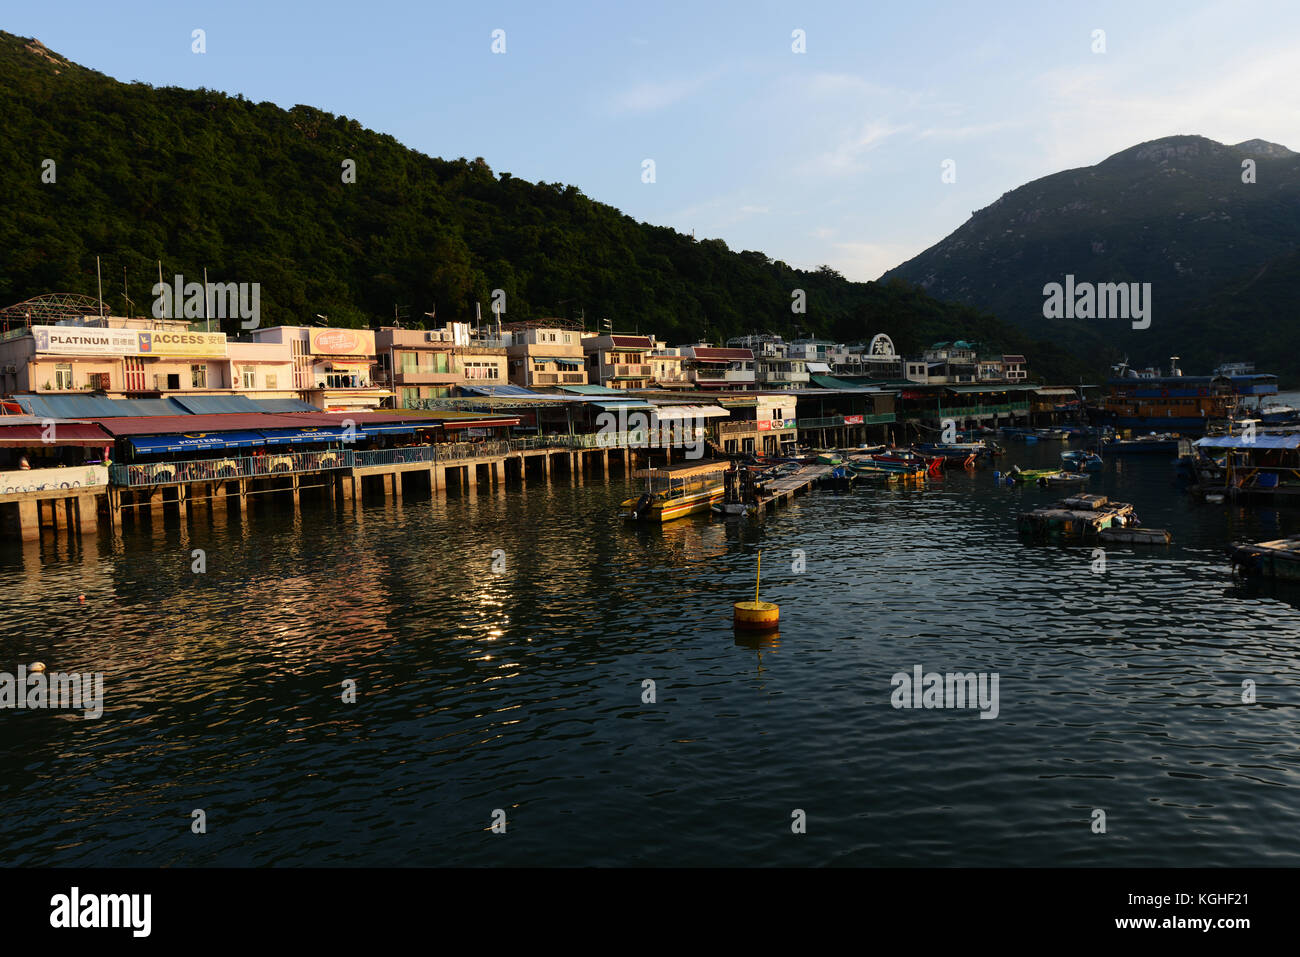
<box><xmin>623</xmin><ymin>486</ymin><xmax>725</xmax><ymax>522</ymax></box>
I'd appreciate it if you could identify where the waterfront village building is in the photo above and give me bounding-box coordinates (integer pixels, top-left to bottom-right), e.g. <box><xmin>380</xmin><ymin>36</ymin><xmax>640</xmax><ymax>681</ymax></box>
<box><xmin>713</xmin><ymin>394</ymin><xmax>799</xmax><ymax>455</ymax></box>
<box><xmin>581</xmin><ymin>334</ymin><xmax>654</xmax><ymax>390</ymax></box>
<box><xmin>243</xmin><ymin>325</ymin><xmax>392</xmax><ymax>411</ymax></box>
<box><xmin>0</xmin><ymin>314</ymin><xmax>301</xmax><ymax>402</ymax></box>
<box><xmin>907</xmin><ymin>342</ymin><xmax>1028</xmax><ymax>385</ymax></box>
<box><xmin>677</xmin><ymin>345</ymin><xmax>756</xmax><ymax>390</ymax></box>
<box><xmin>374</xmin><ymin>323</ymin><xmax>508</xmax><ymax>406</ymax></box>
<box><xmin>724</xmin><ymin>335</ymin><xmax>809</xmax><ymax>389</ymax></box>
<box><xmin>505</xmin><ymin>323</ymin><xmax>588</xmax><ymax>389</ymax></box>
<box><xmin>646</xmin><ymin>340</ymin><xmax>690</xmax><ymax>388</ymax></box>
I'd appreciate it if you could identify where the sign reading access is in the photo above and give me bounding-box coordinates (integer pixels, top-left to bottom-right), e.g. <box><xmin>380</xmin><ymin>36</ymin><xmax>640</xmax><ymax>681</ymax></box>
<box><xmin>32</xmin><ymin>326</ymin><xmax>227</xmax><ymax>357</ymax></box>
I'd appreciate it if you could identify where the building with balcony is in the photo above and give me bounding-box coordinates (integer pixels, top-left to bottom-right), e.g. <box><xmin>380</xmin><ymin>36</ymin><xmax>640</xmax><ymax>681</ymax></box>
<box><xmin>1001</xmin><ymin>355</ymin><xmax>1028</xmax><ymax>381</ymax></box>
<box><xmin>243</xmin><ymin>325</ymin><xmax>392</xmax><ymax>411</ymax></box>
<box><xmin>0</xmin><ymin>314</ymin><xmax>302</xmax><ymax>402</ymax></box>
<box><xmin>681</xmin><ymin>346</ymin><xmax>756</xmax><ymax>390</ymax></box>
<box><xmin>375</xmin><ymin>324</ymin><xmax>508</xmax><ymax>406</ymax></box>
<box><xmin>582</xmin><ymin>334</ymin><xmax>654</xmax><ymax>390</ymax></box>
<box><xmin>505</xmin><ymin>323</ymin><xmax>588</xmax><ymax>389</ymax></box>
<box><xmin>647</xmin><ymin>342</ymin><xmax>692</xmax><ymax>389</ymax></box>
<box><xmin>754</xmin><ymin>356</ymin><xmax>810</xmax><ymax>389</ymax></box>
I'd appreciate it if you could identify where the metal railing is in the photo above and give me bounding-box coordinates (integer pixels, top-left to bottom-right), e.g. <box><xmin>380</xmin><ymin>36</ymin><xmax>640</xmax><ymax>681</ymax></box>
<box><xmin>900</xmin><ymin>401</ymin><xmax>1030</xmax><ymax>420</ymax></box>
<box><xmin>108</xmin><ymin>429</ymin><xmax>709</xmax><ymax>487</ymax></box>
<box><xmin>797</xmin><ymin>413</ymin><xmax>897</xmax><ymax>429</ymax></box>
<box><xmin>353</xmin><ymin>446</ymin><xmax>438</xmax><ymax>468</ymax></box>
<box><xmin>110</xmin><ymin>449</ymin><xmax>352</xmax><ymax>488</ymax></box>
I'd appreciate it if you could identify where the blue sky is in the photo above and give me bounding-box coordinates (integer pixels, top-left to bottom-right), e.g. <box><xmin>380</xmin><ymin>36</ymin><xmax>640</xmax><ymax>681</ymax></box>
<box><xmin>9</xmin><ymin>0</ymin><xmax>1300</xmax><ymax>280</ymax></box>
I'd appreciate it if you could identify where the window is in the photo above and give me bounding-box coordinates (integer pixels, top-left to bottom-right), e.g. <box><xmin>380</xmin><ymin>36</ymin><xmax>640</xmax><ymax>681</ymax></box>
<box><xmin>242</xmin><ymin>369</ymin><xmax>256</xmax><ymax>389</ymax></box>
<box><xmin>55</xmin><ymin>363</ymin><xmax>73</xmax><ymax>390</ymax></box>
<box><xmin>191</xmin><ymin>365</ymin><xmax>207</xmax><ymax>388</ymax></box>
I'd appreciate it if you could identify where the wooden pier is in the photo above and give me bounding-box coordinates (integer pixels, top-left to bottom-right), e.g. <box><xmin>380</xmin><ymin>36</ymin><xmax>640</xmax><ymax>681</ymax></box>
<box><xmin>756</xmin><ymin>465</ymin><xmax>832</xmax><ymax>510</ymax></box>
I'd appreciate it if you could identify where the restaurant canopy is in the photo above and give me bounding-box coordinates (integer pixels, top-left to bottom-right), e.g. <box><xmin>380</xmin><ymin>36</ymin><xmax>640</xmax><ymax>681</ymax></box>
<box><xmin>130</xmin><ymin>431</ymin><xmax>267</xmax><ymax>455</ymax></box>
<box><xmin>0</xmin><ymin>421</ymin><xmax>114</xmax><ymax>446</ymax></box>
<box><xmin>257</xmin><ymin>426</ymin><xmax>354</xmax><ymax>444</ymax></box>
<box><xmin>440</xmin><ymin>416</ymin><xmax>522</xmax><ymax>429</ymax></box>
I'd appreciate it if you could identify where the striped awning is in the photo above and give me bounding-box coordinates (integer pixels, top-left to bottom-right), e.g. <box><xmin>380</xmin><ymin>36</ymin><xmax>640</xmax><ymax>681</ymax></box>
<box><xmin>651</xmin><ymin>405</ymin><xmax>730</xmax><ymax>420</ymax></box>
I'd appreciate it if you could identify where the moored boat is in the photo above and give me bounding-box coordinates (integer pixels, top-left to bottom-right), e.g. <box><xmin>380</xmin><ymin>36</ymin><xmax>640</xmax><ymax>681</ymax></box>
<box><xmin>1061</xmin><ymin>450</ymin><xmax>1103</xmax><ymax>472</ymax></box>
<box><xmin>623</xmin><ymin>461</ymin><xmax>727</xmax><ymax>522</ymax></box>
<box><xmin>1228</xmin><ymin>537</ymin><xmax>1300</xmax><ymax>580</ymax></box>
<box><xmin>1038</xmin><ymin>470</ymin><xmax>1091</xmax><ymax>488</ymax></box>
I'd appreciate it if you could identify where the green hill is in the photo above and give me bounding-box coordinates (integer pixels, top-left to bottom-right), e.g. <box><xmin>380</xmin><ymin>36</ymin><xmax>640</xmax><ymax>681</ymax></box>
<box><xmin>884</xmin><ymin>134</ymin><xmax>1300</xmax><ymax>381</ymax></box>
<box><xmin>0</xmin><ymin>31</ymin><xmax>1090</xmax><ymax>382</ymax></box>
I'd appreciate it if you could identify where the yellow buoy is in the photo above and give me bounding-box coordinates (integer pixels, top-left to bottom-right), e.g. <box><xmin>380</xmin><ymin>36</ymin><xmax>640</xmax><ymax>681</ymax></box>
<box><xmin>734</xmin><ymin>550</ymin><xmax>780</xmax><ymax>631</ymax></box>
<box><xmin>30</xmin><ymin>662</ymin><xmax>46</xmax><ymax>674</ymax></box>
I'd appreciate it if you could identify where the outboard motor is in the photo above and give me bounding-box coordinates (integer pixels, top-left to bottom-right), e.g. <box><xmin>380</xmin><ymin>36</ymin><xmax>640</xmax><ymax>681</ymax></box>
<box><xmin>631</xmin><ymin>493</ymin><xmax>653</xmax><ymax>520</ymax></box>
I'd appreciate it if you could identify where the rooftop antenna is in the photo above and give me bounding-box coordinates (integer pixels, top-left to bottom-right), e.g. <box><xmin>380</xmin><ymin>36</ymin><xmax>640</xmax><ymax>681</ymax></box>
<box><xmin>203</xmin><ymin>266</ymin><xmax>210</xmax><ymax>332</ymax></box>
<box><xmin>122</xmin><ymin>265</ymin><xmax>134</xmax><ymax>318</ymax></box>
<box><xmin>96</xmin><ymin>256</ymin><xmax>104</xmax><ymax>317</ymax></box>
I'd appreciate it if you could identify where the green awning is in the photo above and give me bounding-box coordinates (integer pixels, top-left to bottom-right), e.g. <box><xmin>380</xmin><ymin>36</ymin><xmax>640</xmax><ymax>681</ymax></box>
<box><xmin>812</xmin><ymin>374</ymin><xmax>876</xmax><ymax>390</ymax></box>
<box><xmin>945</xmin><ymin>383</ymin><xmax>1041</xmax><ymax>393</ymax></box>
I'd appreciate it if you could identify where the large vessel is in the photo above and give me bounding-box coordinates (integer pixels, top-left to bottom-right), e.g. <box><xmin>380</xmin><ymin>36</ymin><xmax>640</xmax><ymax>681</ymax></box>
<box><xmin>623</xmin><ymin>461</ymin><xmax>727</xmax><ymax>522</ymax></box>
<box><xmin>1100</xmin><ymin>357</ymin><xmax>1278</xmax><ymax>435</ymax></box>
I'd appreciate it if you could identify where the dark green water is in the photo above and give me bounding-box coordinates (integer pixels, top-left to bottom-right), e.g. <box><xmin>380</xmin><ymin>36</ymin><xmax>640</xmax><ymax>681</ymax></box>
<box><xmin>2</xmin><ymin>440</ymin><xmax>1299</xmax><ymax>866</ymax></box>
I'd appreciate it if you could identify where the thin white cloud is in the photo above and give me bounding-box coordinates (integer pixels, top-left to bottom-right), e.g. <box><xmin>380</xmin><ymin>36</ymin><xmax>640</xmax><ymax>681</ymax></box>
<box><xmin>604</xmin><ymin>69</ymin><xmax>722</xmax><ymax>115</ymax></box>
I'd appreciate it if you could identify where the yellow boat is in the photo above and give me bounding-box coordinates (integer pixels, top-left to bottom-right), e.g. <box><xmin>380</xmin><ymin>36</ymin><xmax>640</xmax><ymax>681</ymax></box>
<box><xmin>623</xmin><ymin>461</ymin><xmax>727</xmax><ymax>522</ymax></box>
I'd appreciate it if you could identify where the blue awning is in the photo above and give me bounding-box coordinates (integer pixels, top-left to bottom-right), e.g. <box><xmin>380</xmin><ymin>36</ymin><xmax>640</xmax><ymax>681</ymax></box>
<box><xmin>457</xmin><ymin>384</ymin><xmax>540</xmax><ymax>397</ymax></box>
<box><xmin>1195</xmin><ymin>434</ymin><xmax>1300</xmax><ymax>450</ymax></box>
<box><xmin>172</xmin><ymin>395</ymin><xmax>264</xmax><ymax>414</ymax></box>
<box><xmin>130</xmin><ymin>431</ymin><xmax>267</xmax><ymax>455</ymax></box>
<box><xmin>258</xmin><ymin>426</ymin><xmax>351</xmax><ymax>445</ymax></box>
<box><xmin>252</xmin><ymin>398</ymin><xmax>319</xmax><ymax>413</ymax></box>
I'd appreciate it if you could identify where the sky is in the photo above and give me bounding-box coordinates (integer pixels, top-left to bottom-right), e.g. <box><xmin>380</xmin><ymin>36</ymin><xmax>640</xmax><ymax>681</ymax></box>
<box><xmin>8</xmin><ymin>0</ymin><xmax>1300</xmax><ymax>281</ymax></box>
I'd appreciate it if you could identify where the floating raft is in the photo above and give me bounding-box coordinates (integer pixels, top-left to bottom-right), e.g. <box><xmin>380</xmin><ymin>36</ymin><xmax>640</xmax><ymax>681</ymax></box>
<box><xmin>1227</xmin><ymin>537</ymin><xmax>1300</xmax><ymax>580</ymax></box>
<box><xmin>1018</xmin><ymin>495</ymin><xmax>1135</xmax><ymax>541</ymax></box>
<box><xmin>1099</xmin><ymin>527</ymin><xmax>1172</xmax><ymax>545</ymax></box>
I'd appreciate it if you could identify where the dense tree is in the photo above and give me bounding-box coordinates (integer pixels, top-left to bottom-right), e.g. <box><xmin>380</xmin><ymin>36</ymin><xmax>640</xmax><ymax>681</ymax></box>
<box><xmin>0</xmin><ymin>31</ymin><xmax>1089</xmax><ymax>380</ymax></box>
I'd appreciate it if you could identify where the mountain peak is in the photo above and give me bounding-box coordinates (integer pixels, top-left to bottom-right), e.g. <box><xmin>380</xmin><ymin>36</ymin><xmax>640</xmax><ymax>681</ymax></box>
<box><xmin>1231</xmin><ymin>138</ymin><xmax>1295</xmax><ymax>157</ymax></box>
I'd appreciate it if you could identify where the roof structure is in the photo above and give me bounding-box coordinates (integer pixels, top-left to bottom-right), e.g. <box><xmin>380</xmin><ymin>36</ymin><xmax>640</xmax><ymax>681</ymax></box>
<box><xmin>0</xmin><ymin>293</ymin><xmax>110</xmax><ymax>326</ymax></box>
<box><xmin>690</xmin><ymin>347</ymin><xmax>753</xmax><ymax>362</ymax></box>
